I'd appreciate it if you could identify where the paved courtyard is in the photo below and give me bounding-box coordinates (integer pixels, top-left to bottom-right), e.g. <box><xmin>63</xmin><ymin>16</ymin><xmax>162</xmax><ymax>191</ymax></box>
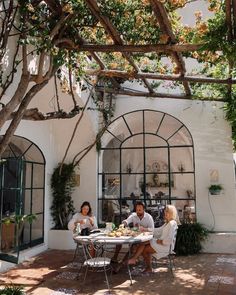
<box><xmin>0</xmin><ymin>250</ymin><xmax>236</xmax><ymax>294</ymax></box>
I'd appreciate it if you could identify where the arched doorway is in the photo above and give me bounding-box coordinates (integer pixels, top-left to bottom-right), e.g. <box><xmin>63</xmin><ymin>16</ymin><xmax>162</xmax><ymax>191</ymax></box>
<box><xmin>0</xmin><ymin>135</ymin><xmax>45</xmax><ymax>263</ymax></box>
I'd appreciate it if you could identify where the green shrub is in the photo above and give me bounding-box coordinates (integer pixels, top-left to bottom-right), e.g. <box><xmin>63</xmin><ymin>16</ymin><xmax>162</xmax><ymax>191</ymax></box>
<box><xmin>0</xmin><ymin>285</ymin><xmax>25</xmax><ymax>295</ymax></box>
<box><xmin>175</xmin><ymin>222</ymin><xmax>209</xmax><ymax>255</ymax></box>
<box><xmin>50</xmin><ymin>163</ymin><xmax>76</xmax><ymax>229</ymax></box>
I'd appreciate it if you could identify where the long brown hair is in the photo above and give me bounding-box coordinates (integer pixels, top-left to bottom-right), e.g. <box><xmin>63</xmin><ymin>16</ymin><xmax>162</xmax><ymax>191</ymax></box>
<box><xmin>80</xmin><ymin>201</ymin><xmax>92</xmax><ymax>216</ymax></box>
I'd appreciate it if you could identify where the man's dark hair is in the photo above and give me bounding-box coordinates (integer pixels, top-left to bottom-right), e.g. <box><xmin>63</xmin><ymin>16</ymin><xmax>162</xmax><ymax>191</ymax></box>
<box><xmin>135</xmin><ymin>201</ymin><xmax>145</xmax><ymax>210</ymax></box>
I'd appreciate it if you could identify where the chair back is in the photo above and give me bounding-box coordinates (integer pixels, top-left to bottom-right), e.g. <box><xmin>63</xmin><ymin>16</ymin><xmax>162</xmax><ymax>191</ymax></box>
<box><xmin>93</xmin><ymin>239</ymin><xmax>107</xmax><ymax>260</ymax></box>
<box><xmin>80</xmin><ymin>238</ymin><xmax>111</xmax><ymax>268</ymax></box>
<box><xmin>169</xmin><ymin>225</ymin><xmax>178</xmax><ymax>254</ymax></box>
<box><xmin>79</xmin><ymin>238</ymin><xmax>112</xmax><ymax>291</ymax></box>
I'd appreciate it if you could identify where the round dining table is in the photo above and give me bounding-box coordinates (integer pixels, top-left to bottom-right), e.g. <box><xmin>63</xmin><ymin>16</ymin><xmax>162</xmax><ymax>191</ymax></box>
<box><xmin>74</xmin><ymin>230</ymin><xmax>153</xmax><ymax>284</ymax></box>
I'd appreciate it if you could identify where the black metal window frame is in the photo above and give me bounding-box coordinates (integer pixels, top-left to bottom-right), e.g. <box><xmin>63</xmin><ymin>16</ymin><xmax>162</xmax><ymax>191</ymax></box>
<box><xmin>98</xmin><ymin>109</ymin><xmax>196</xmax><ymax>225</ymax></box>
<box><xmin>0</xmin><ymin>135</ymin><xmax>45</xmax><ymax>263</ymax></box>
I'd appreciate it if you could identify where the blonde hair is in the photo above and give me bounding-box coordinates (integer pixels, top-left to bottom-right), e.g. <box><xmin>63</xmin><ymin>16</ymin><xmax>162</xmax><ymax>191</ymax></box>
<box><xmin>165</xmin><ymin>205</ymin><xmax>181</xmax><ymax>225</ymax></box>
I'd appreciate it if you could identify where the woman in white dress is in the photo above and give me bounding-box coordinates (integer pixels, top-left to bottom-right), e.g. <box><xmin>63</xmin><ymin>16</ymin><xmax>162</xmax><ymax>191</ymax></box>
<box><xmin>68</xmin><ymin>201</ymin><xmax>98</xmax><ymax>233</ymax></box>
<box><xmin>128</xmin><ymin>205</ymin><xmax>179</xmax><ymax>273</ymax></box>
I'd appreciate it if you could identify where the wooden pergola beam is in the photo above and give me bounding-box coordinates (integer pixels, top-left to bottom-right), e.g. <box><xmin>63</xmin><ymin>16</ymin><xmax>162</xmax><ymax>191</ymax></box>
<box><xmin>87</xmin><ymin>69</ymin><xmax>236</xmax><ymax>85</ymax></box>
<box><xmin>75</xmin><ymin>33</ymin><xmax>121</xmax><ymax>89</ymax></box>
<box><xmin>226</xmin><ymin>0</ymin><xmax>233</xmax><ymax>40</ymax></box>
<box><xmin>75</xmin><ymin>33</ymin><xmax>105</xmax><ymax>70</ymax></box>
<box><xmin>85</xmin><ymin>0</ymin><xmax>154</xmax><ymax>93</ymax></box>
<box><xmin>233</xmin><ymin>0</ymin><xmax>236</xmax><ymax>39</ymax></box>
<box><xmin>150</xmin><ymin>0</ymin><xmax>191</xmax><ymax>96</ymax></box>
<box><xmin>43</xmin><ymin>1</ymin><xmax>232</xmax><ymax>101</ymax></box>
<box><xmin>60</xmin><ymin>43</ymin><xmax>202</xmax><ymax>53</ymax></box>
<box><xmin>95</xmin><ymin>87</ymin><xmax>226</xmax><ymax>102</ymax></box>
<box><xmin>149</xmin><ymin>0</ymin><xmax>176</xmax><ymax>40</ymax></box>
<box><xmin>43</xmin><ymin>0</ymin><xmax>62</xmax><ymax>14</ymax></box>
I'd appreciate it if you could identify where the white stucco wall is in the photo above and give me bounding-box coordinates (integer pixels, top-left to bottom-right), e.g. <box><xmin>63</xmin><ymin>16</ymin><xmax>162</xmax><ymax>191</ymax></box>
<box><xmin>0</xmin><ymin>79</ymin><xmax>98</xmax><ymax>270</ymax></box>
<box><xmin>1</xmin><ymin>0</ymin><xmax>234</xmax><ymax>271</ymax></box>
<box><xmin>1</xmin><ymin>79</ymin><xmax>236</xmax><ymax>272</ymax></box>
<box><xmin>109</xmin><ymin>94</ymin><xmax>236</xmax><ymax>232</ymax></box>
<box><xmin>1</xmin><ymin>78</ymin><xmax>98</xmax><ymax>211</ymax></box>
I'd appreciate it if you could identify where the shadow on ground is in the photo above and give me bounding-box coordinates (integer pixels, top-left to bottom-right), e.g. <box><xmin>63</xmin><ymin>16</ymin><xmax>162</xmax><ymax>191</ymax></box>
<box><xmin>1</xmin><ymin>250</ymin><xmax>236</xmax><ymax>295</ymax></box>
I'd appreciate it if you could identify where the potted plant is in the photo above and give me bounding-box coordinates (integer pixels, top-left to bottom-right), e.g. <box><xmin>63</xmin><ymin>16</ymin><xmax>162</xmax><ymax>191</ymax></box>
<box><xmin>49</xmin><ymin>163</ymin><xmax>76</xmax><ymax>249</ymax></box>
<box><xmin>208</xmin><ymin>184</ymin><xmax>223</xmax><ymax>195</ymax></box>
<box><xmin>175</xmin><ymin>221</ymin><xmax>209</xmax><ymax>255</ymax></box>
<box><xmin>1</xmin><ymin>214</ymin><xmax>36</xmax><ymax>253</ymax></box>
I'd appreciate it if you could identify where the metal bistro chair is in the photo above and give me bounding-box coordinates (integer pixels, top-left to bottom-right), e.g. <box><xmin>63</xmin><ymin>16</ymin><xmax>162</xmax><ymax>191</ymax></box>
<box><xmin>73</xmin><ymin>236</ymin><xmax>85</xmax><ymax>263</ymax></box>
<box><xmin>152</xmin><ymin>227</ymin><xmax>178</xmax><ymax>276</ymax></box>
<box><xmin>80</xmin><ymin>238</ymin><xmax>112</xmax><ymax>292</ymax></box>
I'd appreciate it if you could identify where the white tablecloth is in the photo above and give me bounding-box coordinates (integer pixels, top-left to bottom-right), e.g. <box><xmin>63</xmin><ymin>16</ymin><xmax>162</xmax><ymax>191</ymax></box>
<box><xmin>74</xmin><ymin>231</ymin><xmax>153</xmax><ymax>245</ymax></box>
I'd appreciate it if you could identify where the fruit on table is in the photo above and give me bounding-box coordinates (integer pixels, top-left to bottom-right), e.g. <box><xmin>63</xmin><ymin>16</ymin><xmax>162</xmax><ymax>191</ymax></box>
<box><xmin>107</xmin><ymin>227</ymin><xmax>139</xmax><ymax>237</ymax></box>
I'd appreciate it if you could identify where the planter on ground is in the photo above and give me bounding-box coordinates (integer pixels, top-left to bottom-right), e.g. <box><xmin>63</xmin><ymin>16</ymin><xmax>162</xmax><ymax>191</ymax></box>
<box><xmin>48</xmin><ymin>229</ymin><xmax>76</xmax><ymax>250</ymax></box>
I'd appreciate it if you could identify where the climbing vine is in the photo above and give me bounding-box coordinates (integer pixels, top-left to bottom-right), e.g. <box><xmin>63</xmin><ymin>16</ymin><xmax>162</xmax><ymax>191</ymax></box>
<box><xmin>1</xmin><ymin>0</ymin><xmax>236</xmax><ymax>154</ymax></box>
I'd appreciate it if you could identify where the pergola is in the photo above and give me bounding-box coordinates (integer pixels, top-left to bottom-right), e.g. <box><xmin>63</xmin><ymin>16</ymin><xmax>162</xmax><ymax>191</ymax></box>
<box><xmin>44</xmin><ymin>0</ymin><xmax>236</xmax><ymax>101</ymax></box>
<box><xmin>1</xmin><ymin>0</ymin><xmax>236</xmax><ymax>157</ymax></box>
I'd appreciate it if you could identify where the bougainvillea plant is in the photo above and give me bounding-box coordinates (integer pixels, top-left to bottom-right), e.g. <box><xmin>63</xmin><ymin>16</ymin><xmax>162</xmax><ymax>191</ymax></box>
<box><xmin>0</xmin><ymin>0</ymin><xmax>236</xmax><ymax>155</ymax></box>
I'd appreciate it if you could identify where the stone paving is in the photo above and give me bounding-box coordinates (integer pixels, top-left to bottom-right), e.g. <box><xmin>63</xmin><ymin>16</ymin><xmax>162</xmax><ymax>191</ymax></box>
<box><xmin>0</xmin><ymin>250</ymin><xmax>236</xmax><ymax>294</ymax></box>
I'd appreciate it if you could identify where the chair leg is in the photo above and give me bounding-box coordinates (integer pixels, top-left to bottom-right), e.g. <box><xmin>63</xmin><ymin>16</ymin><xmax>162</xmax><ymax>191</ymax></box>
<box><xmin>152</xmin><ymin>257</ymin><xmax>157</xmax><ymax>269</ymax></box>
<box><xmin>73</xmin><ymin>243</ymin><xmax>83</xmax><ymax>262</ymax></box>
<box><xmin>104</xmin><ymin>266</ymin><xmax>111</xmax><ymax>291</ymax></box>
<box><xmin>127</xmin><ymin>244</ymin><xmax>134</xmax><ymax>285</ymax></box>
<box><xmin>127</xmin><ymin>263</ymin><xmax>133</xmax><ymax>285</ymax></box>
<box><xmin>168</xmin><ymin>255</ymin><xmax>175</xmax><ymax>276</ymax></box>
<box><xmin>82</xmin><ymin>265</ymin><xmax>89</xmax><ymax>286</ymax></box>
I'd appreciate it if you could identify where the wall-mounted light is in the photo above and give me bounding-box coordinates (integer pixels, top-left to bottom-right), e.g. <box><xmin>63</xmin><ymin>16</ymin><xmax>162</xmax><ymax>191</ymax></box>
<box><xmin>210</xmin><ymin>169</ymin><xmax>219</xmax><ymax>183</ymax></box>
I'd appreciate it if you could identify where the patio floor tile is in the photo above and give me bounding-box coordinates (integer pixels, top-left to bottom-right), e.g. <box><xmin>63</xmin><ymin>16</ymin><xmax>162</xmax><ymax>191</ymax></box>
<box><xmin>1</xmin><ymin>250</ymin><xmax>236</xmax><ymax>294</ymax></box>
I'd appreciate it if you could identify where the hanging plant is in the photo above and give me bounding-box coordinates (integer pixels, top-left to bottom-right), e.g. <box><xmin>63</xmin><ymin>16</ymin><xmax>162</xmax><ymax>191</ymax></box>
<box><xmin>50</xmin><ymin>163</ymin><xmax>76</xmax><ymax>230</ymax></box>
<box><xmin>208</xmin><ymin>184</ymin><xmax>223</xmax><ymax>195</ymax></box>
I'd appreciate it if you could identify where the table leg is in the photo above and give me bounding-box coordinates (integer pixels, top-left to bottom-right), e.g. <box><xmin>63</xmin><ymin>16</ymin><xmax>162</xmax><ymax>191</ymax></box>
<box><xmin>127</xmin><ymin>244</ymin><xmax>133</xmax><ymax>285</ymax></box>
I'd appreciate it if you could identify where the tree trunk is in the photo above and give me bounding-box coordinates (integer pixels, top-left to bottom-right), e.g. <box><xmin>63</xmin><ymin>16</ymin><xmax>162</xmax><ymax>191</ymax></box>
<box><xmin>0</xmin><ymin>72</ymin><xmax>30</xmax><ymax>129</ymax></box>
<box><xmin>0</xmin><ymin>80</ymin><xmax>48</xmax><ymax>156</ymax></box>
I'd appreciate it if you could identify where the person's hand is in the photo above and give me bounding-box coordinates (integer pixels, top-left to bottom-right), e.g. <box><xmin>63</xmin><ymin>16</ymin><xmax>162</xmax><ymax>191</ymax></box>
<box><xmin>122</xmin><ymin>221</ymin><xmax>128</xmax><ymax>227</ymax></box>
<box><xmin>139</xmin><ymin>225</ymin><xmax>145</xmax><ymax>232</ymax></box>
<box><xmin>156</xmin><ymin>239</ymin><xmax>163</xmax><ymax>245</ymax></box>
<box><xmin>74</xmin><ymin>221</ymin><xmax>79</xmax><ymax>227</ymax></box>
<box><xmin>89</xmin><ymin>217</ymin><xmax>94</xmax><ymax>226</ymax></box>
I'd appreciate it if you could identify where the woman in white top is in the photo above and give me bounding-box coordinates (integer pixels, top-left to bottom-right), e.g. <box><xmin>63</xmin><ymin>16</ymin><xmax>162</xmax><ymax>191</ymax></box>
<box><xmin>68</xmin><ymin>201</ymin><xmax>98</xmax><ymax>233</ymax></box>
<box><xmin>128</xmin><ymin>205</ymin><xmax>179</xmax><ymax>273</ymax></box>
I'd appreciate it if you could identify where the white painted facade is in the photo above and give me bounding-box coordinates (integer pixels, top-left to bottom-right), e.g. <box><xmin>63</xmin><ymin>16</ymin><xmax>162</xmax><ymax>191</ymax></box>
<box><xmin>1</xmin><ymin>0</ymin><xmax>236</xmax><ymax>271</ymax></box>
<box><xmin>0</xmin><ymin>72</ymin><xmax>236</xmax><ymax>269</ymax></box>
<box><xmin>1</xmin><ymin>75</ymin><xmax>236</xmax><ymax>272</ymax></box>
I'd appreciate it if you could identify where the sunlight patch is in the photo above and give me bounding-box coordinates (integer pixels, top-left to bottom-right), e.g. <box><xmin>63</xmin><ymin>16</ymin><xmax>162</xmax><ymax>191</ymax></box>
<box><xmin>55</xmin><ymin>271</ymin><xmax>78</xmax><ymax>280</ymax></box>
<box><xmin>65</xmin><ymin>262</ymin><xmax>82</xmax><ymax>269</ymax></box>
<box><xmin>92</xmin><ymin>290</ymin><xmax>110</xmax><ymax>295</ymax></box>
<box><xmin>50</xmin><ymin>288</ymin><xmax>78</xmax><ymax>295</ymax></box>
<box><xmin>216</xmin><ymin>257</ymin><xmax>236</xmax><ymax>265</ymax></box>
<box><xmin>208</xmin><ymin>275</ymin><xmax>234</xmax><ymax>284</ymax></box>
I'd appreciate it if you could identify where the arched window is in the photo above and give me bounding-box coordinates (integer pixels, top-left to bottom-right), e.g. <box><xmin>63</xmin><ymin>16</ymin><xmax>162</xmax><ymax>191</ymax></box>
<box><xmin>0</xmin><ymin>136</ymin><xmax>45</xmax><ymax>263</ymax></box>
<box><xmin>98</xmin><ymin>110</ymin><xmax>195</xmax><ymax>226</ymax></box>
